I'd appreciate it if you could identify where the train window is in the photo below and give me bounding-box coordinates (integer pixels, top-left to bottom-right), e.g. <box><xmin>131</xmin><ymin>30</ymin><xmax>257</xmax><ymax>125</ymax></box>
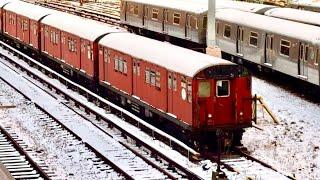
<box><xmin>134</xmin><ymin>5</ymin><xmax>139</xmax><ymax>15</ymax></box>
<box><xmin>150</xmin><ymin>71</ymin><xmax>156</xmax><ymax>86</ymax></box>
<box><xmin>223</xmin><ymin>25</ymin><xmax>231</xmax><ymax>39</ymax></box>
<box><xmin>145</xmin><ymin>69</ymin><xmax>150</xmax><ymax>83</ymax></box>
<box><xmin>216</xmin><ymin>22</ymin><xmax>219</xmax><ymax>35</ymax></box>
<box><xmin>33</xmin><ymin>23</ymin><xmax>37</xmax><ymax>36</ymax></box>
<box><xmin>55</xmin><ymin>32</ymin><xmax>59</xmax><ymax>45</ymax></box>
<box><xmin>87</xmin><ymin>46</ymin><xmax>92</xmax><ymax>60</ymax></box>
<box><xmin>152</xmin><ymin>8</ymin><xmax>159</xmax><ymax>20</ymax></box>
<box><xmin>315</xmin><ymin>49</ymin><xmax>320</xmax><ymax>66</ymax></box>
<box><xmin>168</xmin><ymin>75</ymin><xmax>172</xmax><ymax>89</ymax></box>
<box><xmin>280</xmin><ymin>40</ymin><xmax>291</xmax><ymax>57</ymax></box>
<box><xmin>198</xmin><ymin>81</ymin><xmax>210</xmax><ymax>98</ymax></box>
<box><xmin>23</xmin><ymin>20</ymin><xmax>28</xmax><ymax>31</ymax></box>
<box><xmin>216</xmin><ymin>80</ymin><xmax>229</xmax><ymax>97</ymax></box>
<box><xmin>181</xmin><ymin>77</ymin><xmax>187</xmax><ymax>101</ymax></box>
<box><xmin>192</xmin><ymin>17</ymin><xmax>198</xmax><ymax>29</ymax></box>
<box><xmin>137</xmin><ymin>64</ymin><xmax>140</xmax><ymax>76</ymax></box>
<box><xmin>114</xmin><ymin>56</ymin><xmax>119</xmax><ymax>71</ymax></box>
<box><xmin>156</xmin><ymin>72</ymin><xmax>161</xmax><ymax>89</ymax></box>
<box><xmin>123</xmin><ymin>61</ymin><xmax>127</xmax><ymax>74</ymax></box>
<box><xmin>187</xmin><ymin>81</ymin><xmax>192</xmax><ymax>103</ymax></box>
<box><xmin>173</xmin><ymin>13</ymin><xmax>181</xmax><ymax>25</ymax></box>
<box><xmin>203</xmin><ymin>16</ymin><xmax>207</xmax><ymax>29</ymax></box>
<box><xmin>249</xmin><ymin>32</ymin><xmax>258</xmax><ymax>47</ymax></box>
<box><xmin>173</xmin><ymin>77</ymin><xmax>177</xmax><ymax>91</ymax></box>
<box><xmin>104</xmin><ymin>50</ymin><xmax>108</xmax><ymax>63</ymax></box>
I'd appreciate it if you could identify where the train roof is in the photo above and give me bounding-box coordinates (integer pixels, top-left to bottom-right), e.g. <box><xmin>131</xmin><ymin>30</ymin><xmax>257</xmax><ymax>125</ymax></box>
<box><xmin>99</xmin><ymin>33</ymin><xmax>235</xmax><ymax>77</ymax></box>
<box><xmin>290</xmin><ymin>0</ymin><xmax>320</xmax><ymax>8</ymax></box>
<box><xmin>216</xmin><ymin>9</ymin><xmax>320</xmax><ymax>45</ymax></box>
<box><xmin>4</xmin><ymin>1</ymin><xmax>54</xmax><ymax>20</ymax></box>
<box><xmin>265</xmin><ymin>8</ymin><xmax>320</xmax><ymax>26</ymax></box>
<box><xmin>124</xmin><ymin>0</ymin><xmax>207</xmax><ymax>14</ymax></box>
<box><xmin>41</xmin><ymin>13</ymin><xmax>124</xmax><ymax>42</ymax></box>
<box><xmin>124</xmin><ymin>0</ymin><xmax>273</xmax><ymax>14</ymax></box>
<box><xmin>0</xmin><ymin>0</ymin><xmax>17</xmax><ymax>7</ymax></box>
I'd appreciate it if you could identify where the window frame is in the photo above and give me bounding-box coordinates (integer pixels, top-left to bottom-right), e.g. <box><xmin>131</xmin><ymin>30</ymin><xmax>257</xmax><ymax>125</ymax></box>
<box><xmin>151</xmin><ymin>8</ymin><xmax>159</xmax><ymax>20</ymax></box>
<box><xmin>280</xmin><ymin>39</ymin><xmax>291</xmax><ymax>57</ymax></box>
<box><xmin>216</xmin><ymin>80</ymin><xmax>230</xmax><ymax>97</ymax></box>
<box><xmin>173</xmin><ymin>12</ymin><xmax>181</xmax><ymax>26</ymax></box>
<box><xmin>198</xmin><ymin>81</ymin><xmax>211</xmax><ymax>98</ymax></box>
<box><xmin>223</xmin><ymin>24</ymin><xmax>231</xmax><ymax>39</ymax></box>
<box><xmin>249</xmin><ymin>31</ymin><xmax>258</xmax><ymax>47</ymax></box>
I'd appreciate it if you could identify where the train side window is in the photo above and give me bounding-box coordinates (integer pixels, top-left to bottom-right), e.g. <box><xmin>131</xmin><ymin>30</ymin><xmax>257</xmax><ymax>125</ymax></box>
<box><xmin>223</xmin><ymin>25</ymin><xmax>231</xmax><ymax>39</ymax></box>
<box><xmin>173</xmin><ymin>77</ymin><xmax>177</xmax><ymax>91</ymax></box>
<box><xmin>150</xmin><ymin>71</ymin><xmax>156</xmax><ymax>86</ymax></box>
<box><xmin>280</xmin><ymin>39</ymin><xmax>291</xmax><ymax>57</ymax></box>
<box><xmin>168</xmin><ymin>75</ymin><xmax>172</xmax><ymax>89</ymax></box>
<box><xmin>114</xmin><ymin>56</ymin><xmax>119</xmax><ymax>71</ymax></box>
<box><xmin>216</xmin><ymin>22</ymin><xmax>219</xmax><ymax>35</ymax></box>
<box><xmin>216</xmin><ymin>80</ymin><xmax>229</xmax><ymax>97</ymax></box>
<box><xmin>198</xmin><ymin>81</ymin><xmax>210</xmax><ymax>98</ymax></box>
<box><xmin>152</xmin><ymin>8</ymin><xmax>159</xmax><ymax>20</ymax></box>
<box><xmin>133</xmin><ymin>5</ymin><xmax>139</xmax><ymax>15</ymax></box>
<box><xmin>145</xmin><ymin>68</ymin><xmax>150</xmax><ymax>83</ymax></box>
<box><xmin>104</xmin><ymin>50</ymin><xmax>108</xmax><ymax>63</ymax></box>
<box><xmin>249</xmin><ymin>31</ymin><xmax>258</xmax><ymax>47</ymax></box>
<box><xmin>173</xmin><ymin>13</ymin><xmax>181</xmax><ymax>25</ymax></box>
<box><xmin>156</xmin><ymin>71</ymin><xmax>161</xmax><ymax>89</ymax></box>
<box><xmin>203</xmin><ymin>16</ymin><xmax>207</xmax><ymax>29</ymax></box>
<box><xmin>187</xmin><ymin>81</ymin><xmax>192</xmax><ymax>103</ymax></box>
<box><xmin>316</xmin><ymin>49</ymin><xmax>319</xmax><ymax>66</ymax></box>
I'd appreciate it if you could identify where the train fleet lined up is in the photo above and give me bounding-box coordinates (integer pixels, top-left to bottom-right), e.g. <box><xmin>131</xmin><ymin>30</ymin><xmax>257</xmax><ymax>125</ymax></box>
<box><xmin>0</xmin><ymin>0</ymin><xmax>253</xmax><ymax>150</ymax></box>
<box><xmin>121</xmin><ymin>0</ymin><xmax>320</xmax><ymax>87</ymax></box>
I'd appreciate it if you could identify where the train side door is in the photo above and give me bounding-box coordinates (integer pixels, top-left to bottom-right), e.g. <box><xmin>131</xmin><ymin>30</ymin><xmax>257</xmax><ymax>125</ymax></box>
<box><xmin>236</xmin><ymin>26</ymin><xmax>244</xmax><ymax>56</ymax></box>
<box><xmin>133</xmin><ymin>59</ymin><xmax>142</xmax><ymax>97</ymax></box>
<box><xmin>185</xmin><ymin>14</ymin><xmax>191</xmax><ymax>39</ymax></box>
<box><xmin>163</xmin><ymin>9</ymin><xmax>169</xmax><ymax>34</ymax></box>
<box><xmin>143</xmin><ymin>5</ymin><xmax>148</xmax><ymax>28</ymax></box>
<box><xmin>298</xmin><ymin>43</ymin><xmax>308</xmax><ymax>78</ymax></box>
<box><xmin>167</xmin><ymin>72</ymin><xmax>174</xmax><ymax>114</ymax></box>
<box><xmin>264</xmin><ymin>34</ymin><xmax>274</xmax><ymax>66</ymax></box>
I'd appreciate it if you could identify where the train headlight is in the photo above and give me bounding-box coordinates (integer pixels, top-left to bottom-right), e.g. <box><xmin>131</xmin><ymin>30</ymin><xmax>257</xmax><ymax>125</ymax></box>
<box><xmin>240</xmin><ymin>112</ymin><xmax>243</xmax><ymax>116</ymax></box>
<box><xmin>208</xmin><ymin>114</ymin><xmax>212</xmax><ymax>118</ymax></box>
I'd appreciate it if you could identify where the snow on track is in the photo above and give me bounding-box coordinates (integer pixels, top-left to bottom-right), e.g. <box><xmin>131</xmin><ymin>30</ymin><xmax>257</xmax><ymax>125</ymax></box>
<box><xmin>0</xmin><ymin>60</ymin><xmax>169</xmax><ymax>179</ymax></box>
<box><xmin>243</xmin><ymin>77</ymin><xmax>320</xmax><ymax>179</ymax></box>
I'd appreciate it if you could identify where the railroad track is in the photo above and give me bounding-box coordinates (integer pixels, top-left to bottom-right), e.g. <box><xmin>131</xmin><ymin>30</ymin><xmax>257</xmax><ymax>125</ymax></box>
<box><xmin>25</xmin><ymin>0</ymin><xmax>121</xmax><ymax>25</ymax></box>
<box><xmin>0</xmin><ymin>126</ymin><xmax>54</xmax><ymax>179</ymax></box>
<box><xmin>0</xmin><ymin>41</ymin><xmax>204</xmax><ymax>179</ymax></box>
<box><xmin>214</xmin><ymin>147</ymin><xmax>296</xmax><ymax>179</ymax></box>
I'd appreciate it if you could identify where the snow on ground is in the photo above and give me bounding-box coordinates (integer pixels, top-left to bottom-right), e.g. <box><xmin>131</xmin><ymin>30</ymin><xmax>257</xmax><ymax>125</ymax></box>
<box><xmin>242</xmin><ymin>77</ymin><xmax>320</xmax><ymax>179</ymax></box>
<box><xmin>0</xmin><ymin>80</ymin><xmax>118</xmax><ymax>180</ymax></box>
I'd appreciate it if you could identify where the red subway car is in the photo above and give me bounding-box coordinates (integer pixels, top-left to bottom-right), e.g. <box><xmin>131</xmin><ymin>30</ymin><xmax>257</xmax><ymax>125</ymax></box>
<box><xmin>0</xmin><ymin>1</ymin><xmax>253</xmax><ymax>151</ymax></box>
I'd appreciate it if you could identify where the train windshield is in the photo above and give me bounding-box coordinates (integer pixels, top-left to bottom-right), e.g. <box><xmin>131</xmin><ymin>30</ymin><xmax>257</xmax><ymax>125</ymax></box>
<box><xmin>198</xmin><ymin>81</ymin><xmax>211</xmax><ymax>98</ymax></box>
<box><xmin>216</xmin><ymin>80</ymin><xmax>230</xmax><ymax>97</ymax></box>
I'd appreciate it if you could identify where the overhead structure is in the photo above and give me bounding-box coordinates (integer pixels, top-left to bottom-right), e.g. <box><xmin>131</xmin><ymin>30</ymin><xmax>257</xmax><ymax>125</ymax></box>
<box><xmin>206</xmin><ymin>0</ymin><xmax>221</xmax><ymax>57</ymax></box>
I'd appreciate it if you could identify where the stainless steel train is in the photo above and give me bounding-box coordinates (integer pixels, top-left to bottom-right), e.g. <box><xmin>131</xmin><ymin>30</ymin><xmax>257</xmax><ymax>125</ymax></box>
<box><xmin>120</xmin><ymin>0</ymin><xmax>320</xmax><ymax>87</ymax></box>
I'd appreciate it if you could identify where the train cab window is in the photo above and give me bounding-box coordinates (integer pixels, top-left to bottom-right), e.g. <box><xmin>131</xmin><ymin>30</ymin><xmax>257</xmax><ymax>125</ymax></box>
<box><xmin>198</xmin><ymin>81</ymin><xmax>211</xmax><ymax>98</ymax></box>
<box><xmin>223</xmin><ymin>25</ymin><xmax>231</xmax><ymax>39</ymax></box>
<box><xmin>280</xmin><ymin>40</ymin><xmax>291</xmax><ymax>57</ymax></box>
<box><xmin>216</xmin><ymin>80</ymin><xmax>229</xmax><ymax>97</ymax></box>
<box><xmin>249</xmin><ymin>32</ymin><xmax>258</xmax><ymax>47</ymax></box>
<box><xmin>152</xmin><ymin>8</ymin><xmax>159</xmax><ymax>20</ymax></box>
<box><xmin>173</xmin><ymin>13</ymin><xmax>181</xmax><ymax>25</ymax></box>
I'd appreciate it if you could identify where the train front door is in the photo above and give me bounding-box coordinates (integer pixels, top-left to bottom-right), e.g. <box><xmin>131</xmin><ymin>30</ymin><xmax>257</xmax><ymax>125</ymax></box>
<box><xmin>298</xmin><ymin>43</ymin><xmax>308</xmax><ymax>78</ymax></box>
<box><xmin>264</xmin><ymin>34</ymin><xmax>273</xmax><ymax>66</ymax></box>
<box><xmin>214</xmin><ymin>80</ymin><xmax>234</xmax><ymax>126</ymax></box>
